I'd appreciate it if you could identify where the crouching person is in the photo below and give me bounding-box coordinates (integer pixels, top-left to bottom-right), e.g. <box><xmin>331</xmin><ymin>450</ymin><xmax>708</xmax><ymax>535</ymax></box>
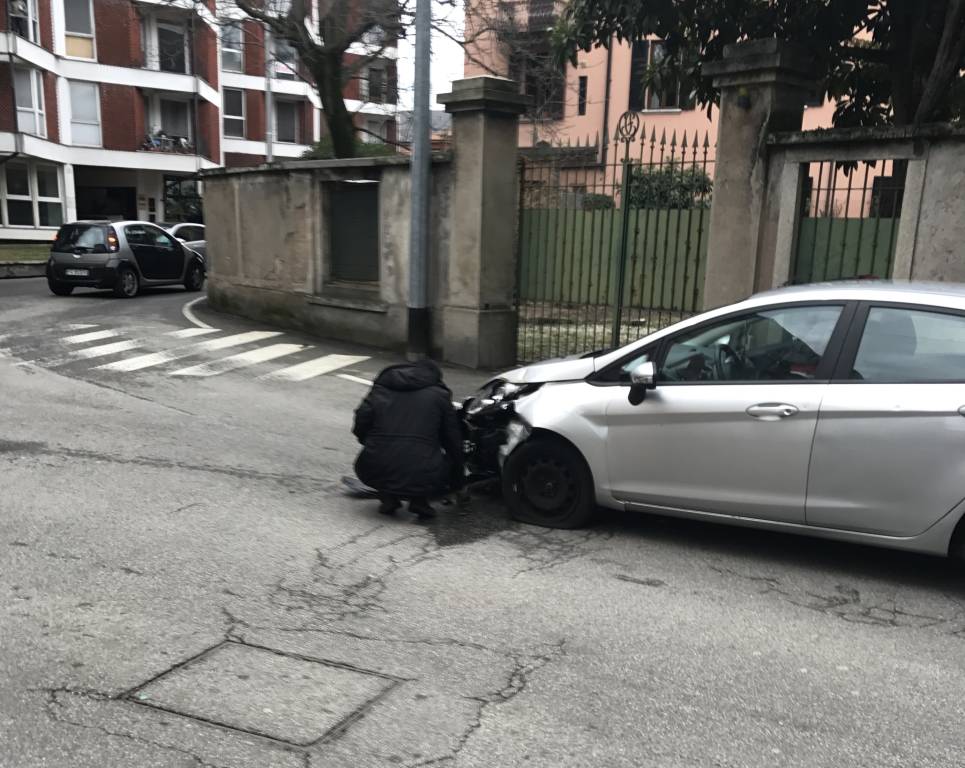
<box><xmin>352</xmin><ymin>360</ymin><xmax>464</xmax><ymax>520</ymax></box>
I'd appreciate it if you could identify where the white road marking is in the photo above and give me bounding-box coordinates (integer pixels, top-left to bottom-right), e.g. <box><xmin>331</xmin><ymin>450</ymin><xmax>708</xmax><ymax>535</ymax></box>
<box><xmin>337</xmin><ymin>373</ymin><xmax>374</xmax><ymax>387</ymax></box>
<box><xmin>263</xmin><ymin>354</ymin><xmax>369</xmax><ymax>382</ymax></box>
<box><xmin>167</xmin><ymin>328</ymin><xmax>220</xmax><ymax>339</ymax></box>
<box><xmin>64</xmin><ymin>323</ymin><xmax>98</xmax><ymax>330</ymax></box>
<box><xmin>181</xmin><ymin>296</ymin><xmax>214</xmax><ymax>330</ymax></box>
<box><xmin>63</xmin><ymin>330</ymin><xmax>120</xmax><ymax>344</ymax></box>
<box><xmin>170</xmin><ymin>343</ymin><xmax>307</xmax><ymax>377</ymax></box>
<box><xmin>97</xmin><ymin>331</ymin><xmax>282</xmax><ymax>372</ymax></box>
<box><xmin>73</xmin><ymin>339</ymin><xmax>142</xmax><ymax>359</ymax></box>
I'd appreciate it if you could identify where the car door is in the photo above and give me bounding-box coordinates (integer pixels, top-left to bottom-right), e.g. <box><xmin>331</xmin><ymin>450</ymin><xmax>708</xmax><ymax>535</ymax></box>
<box><xmin>806</xmin><ymin>303</ymin><xmax>965</xmax><ymax>536</ymax></box>
<box><xmin>149</xmin><ymin>226</ymin><xmax>185</xmax><ymax>280</ymax></box>
<box><xmin>123</xmin><ymin>224</ymin><xmax>161</xmax><ymax>279</ymax></box>
<box><xmin>604</xmin><ymin>302</ymin><xmax>850</xmax><ymax>523</ymax></box>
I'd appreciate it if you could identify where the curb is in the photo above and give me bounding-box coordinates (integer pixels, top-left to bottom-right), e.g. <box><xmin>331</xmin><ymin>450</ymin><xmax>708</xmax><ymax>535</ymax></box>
<box><xmin>0</xmin><ymin>261</ymin><xmax>46</xmax><ymax>279</ymax></box>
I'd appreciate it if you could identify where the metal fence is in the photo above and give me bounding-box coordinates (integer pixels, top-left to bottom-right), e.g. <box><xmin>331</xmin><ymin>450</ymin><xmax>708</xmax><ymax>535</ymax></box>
<box><xmin>790</xmin><ymin>158</ymin><xmax>905</xmax><ymax>284</ymax></box>
<box><xmin>516</xmin><ymin>112</ymin><xmax>716</xmax><ymax>363</ymax></box>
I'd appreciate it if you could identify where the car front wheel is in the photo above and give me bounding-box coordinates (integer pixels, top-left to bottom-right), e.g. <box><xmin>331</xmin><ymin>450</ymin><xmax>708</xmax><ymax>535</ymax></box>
<box><xmin>113</xmin><ymin>266</ymin><xmax>139</xmax><ymax>298</ymax></box>
<box><xmin>184</xmin><ymin>261</ymin><xmax>205</xmax><ymax>292</ymax></box>
<box><xmin>501</xmin><ymin>437</ymin><xmax>595</xmax><ymax>529</ymax></box>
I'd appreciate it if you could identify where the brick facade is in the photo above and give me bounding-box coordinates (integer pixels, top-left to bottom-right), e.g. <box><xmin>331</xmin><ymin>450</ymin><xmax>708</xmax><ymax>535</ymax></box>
<box><xmin>243</xmin><ymin>21</ymin><xmax>264</xmax><ymax>77</ymax></box>
<box><xmin>225</xmin><ymin>152</ymin><xmax>265</xmax><ymax>168</ymax></box>
<box><xmin>99</xmin><ymin>85</ymin><xmax>142</xmax><ymax>150</ymax></box>
<box><xmin>245</xmin><ymin>89</ymin><xmax>265</xmax><ymax>141</ymax></box>
<box><xmin>300</xmin><ymin>100</ymin><xmax>314</xmax><ymax>145</ymax></box>
<box><xmin>194</xmin><ymin>22</ymin><xmax>218</xmax><ymax>89</ymax></box>
<box><xmin>198</xmin><ymin>100</ymin><xmax>220</xmax><ymax>162</ymax></box>
<box><xmin>43</xmin><ymin>71</ymin><xmax>58</xmax><ymax>142</ymax></box>
<box><xmin>38</xmin><ymin>0</ymin><xmax>53</xmax><ymax>51</ymax></box>
<box><xmin>95</xmin><ymin>0</ymin><xmax>142</xmax><ymax>67</ymax></box>
<box><xmin>0</xmin><ymin>68</ymin><xmax>13</xmax><ymax>132</ymax></box>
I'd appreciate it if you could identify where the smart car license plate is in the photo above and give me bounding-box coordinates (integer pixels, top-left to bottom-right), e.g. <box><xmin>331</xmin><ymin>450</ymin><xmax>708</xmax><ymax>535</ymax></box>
<box><xmin>65</xmin><ymin>269</ymin><xmax>89</xmax><ymax>277</ymax></box>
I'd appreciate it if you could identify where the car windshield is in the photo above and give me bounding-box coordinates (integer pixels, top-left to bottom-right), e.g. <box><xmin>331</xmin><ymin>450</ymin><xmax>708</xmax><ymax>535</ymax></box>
<box><xmin>52</xmin><ymin>224</ymin><xmax>108</xmax><ymax>252</ymax></box>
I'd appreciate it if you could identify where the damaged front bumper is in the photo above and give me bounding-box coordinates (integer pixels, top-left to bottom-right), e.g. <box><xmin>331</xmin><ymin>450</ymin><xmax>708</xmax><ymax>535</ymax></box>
<box><xmin>460</xmin><ymin>384</ymin><xmax>536</xmax><ymax>481</ymax></box>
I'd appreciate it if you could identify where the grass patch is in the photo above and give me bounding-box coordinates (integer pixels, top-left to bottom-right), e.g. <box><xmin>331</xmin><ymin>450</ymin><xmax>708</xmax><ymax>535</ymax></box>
<box><xmin>0</xmin><ymin>244</ymin><xmax>49</xmax><ymax>262</ymax></box>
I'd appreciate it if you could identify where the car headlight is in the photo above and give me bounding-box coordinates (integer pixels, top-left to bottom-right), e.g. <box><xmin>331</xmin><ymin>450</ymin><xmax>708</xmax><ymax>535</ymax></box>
<box><xmin>464</xmin><ymin>380</ymin><xmax>541</xmax><ymax>416</ymax></box>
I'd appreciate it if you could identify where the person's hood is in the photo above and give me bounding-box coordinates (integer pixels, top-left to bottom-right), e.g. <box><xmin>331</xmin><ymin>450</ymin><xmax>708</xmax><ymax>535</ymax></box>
<box><xmin>375</xmin><ymin>361</ymin><xmax>444</xmax><ymax>392</ymax></box>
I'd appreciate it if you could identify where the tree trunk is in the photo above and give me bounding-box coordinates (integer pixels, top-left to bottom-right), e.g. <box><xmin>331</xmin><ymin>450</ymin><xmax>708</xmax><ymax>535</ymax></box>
<box><xmin>310</xmin><ymin>53</ymin><xmax>357</xmax><ymax>158</ymax></box>
<box><xmin>914</xmin><ymin>0</ymin><xmax>965</xmax><ymax>125</ymax></box>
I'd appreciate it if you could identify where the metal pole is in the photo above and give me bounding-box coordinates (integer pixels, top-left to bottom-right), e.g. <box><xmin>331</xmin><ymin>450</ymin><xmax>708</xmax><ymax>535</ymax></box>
<box><xmin>406</xmin><ymin>0</ymin><xmax>431</xmax><ymax>358</ymax></box>
<box><xmin>264</xmin><ymin>24</ymin><xmax>273</xmax><ymax>163</ymax></box>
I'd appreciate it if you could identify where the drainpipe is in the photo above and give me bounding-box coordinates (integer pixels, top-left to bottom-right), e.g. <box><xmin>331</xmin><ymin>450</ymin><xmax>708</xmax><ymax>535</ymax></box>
<box><xmin>600</xmin><ymin>35</ymin><xmax>613</xmax><ymax>166</ymax></box>
<box><xmin>264</xmin><ymin>24</ymin><xmax>273</xmax><ymax>163</ymax></box>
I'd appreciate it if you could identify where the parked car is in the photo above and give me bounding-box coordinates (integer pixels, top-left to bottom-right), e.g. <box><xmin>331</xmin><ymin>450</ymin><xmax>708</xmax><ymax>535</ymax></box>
<box><xmin>162</xmin><ymin>222</ymin><xmax>206</xmax><ymax>260</ymax></box>
<box><xmin>464</xmin><ymin>282</ymin><xmax>965</xmax><ymax>558</ymax></box>
<box><xmin>47</xmin><ymin>220</ymin><xmax>206</xmax><ymax>298</ymax></box>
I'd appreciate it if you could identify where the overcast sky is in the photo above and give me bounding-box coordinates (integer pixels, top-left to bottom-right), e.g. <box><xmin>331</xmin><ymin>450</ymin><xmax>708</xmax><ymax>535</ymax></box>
<box><xmin>395</xmin><ymin>1</ymin><xmax>466</xmax><ymax>110</ymax></box>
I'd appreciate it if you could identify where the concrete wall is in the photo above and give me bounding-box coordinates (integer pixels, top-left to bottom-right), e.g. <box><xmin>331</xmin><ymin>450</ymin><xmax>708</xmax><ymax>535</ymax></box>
<box><xmin>204</xmin><ymin>156</ymin><xmax>453</xmax><ymax>355</ymax></box>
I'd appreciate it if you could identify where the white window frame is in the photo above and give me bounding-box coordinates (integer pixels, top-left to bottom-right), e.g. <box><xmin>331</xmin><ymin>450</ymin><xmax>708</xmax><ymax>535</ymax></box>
<box><xmin>14</xmin><ymin>68</ymin><xmax>46</xmax><ymax>139</ymax></box>
<box><xmin>220</xmin><ymin>20</ymin><xmax>244</xmax><ymax>73</ymax></box>
<box><xmin>274</xmin><ymin>99</ymin><xmax>298</xmax><ymax>144</ymax></box>
<box><xmin>273</xmin><ymin>38</ymin><xmax>297</xmax><ymax>80</ymax></box>
<box><xmin>157</xmin><ymin>97</ymin><xmax>193</xmax><ymax>140</ymax></box>
<box><xmin>63</xmin><ymin>0</ymin><xmax>97</xmax><ymax>60</ymax></box>
<box><xmin>157</xmin><ymin>22</ymin><xmax>190</xmax><ymax>74</ymax></box>
<box><xmin>0</xmin><ymin>161</ymin><xmax>64</xmax><ymax>230</ymax></box>
<box><xmin>10</xmin><ymin>0</ymin><xmax>41</xmax><ymax>44</ymax></box>
<box><xmin>69</xmin><ymin>80</ymin><xmax>102</xmax><ymax>147</ymax></box>
<box><xmin>222</xmin><ymin>87</ymin><xmax>245</xmax><ymax>138</ymax></box>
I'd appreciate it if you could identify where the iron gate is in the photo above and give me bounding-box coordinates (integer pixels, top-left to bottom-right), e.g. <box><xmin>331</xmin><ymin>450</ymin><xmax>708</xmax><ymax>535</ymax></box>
<box><xmin>515</xmin><ymin>112</ymin><xmax>716</xmax><ymax>363</ymax></box>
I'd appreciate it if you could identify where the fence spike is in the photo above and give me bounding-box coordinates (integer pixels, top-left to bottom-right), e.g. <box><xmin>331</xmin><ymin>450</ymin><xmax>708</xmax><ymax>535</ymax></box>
<box><xmin>659</xmin><ymin>128</ymin><xmax>667</xmax><ymax>147</ymax></box>
<box><xmin>703</xmin><ymin>131</ymin><xmax>711</xmax><ymax>149</ymax></box>
<box><xmin>681</xmin><ymin>132</ymin><xmax>689</xmax><ymax>150</ymax></box>
<box><xmin>670</xmin><ymin>130</ymin><xmax>678</xmax><ymax>148</ymax></box>
<box><xmin>594</xmin><ymin>131</ymin><xmax>600</xmax><ymax>148</ymax></box>
<box><xmin>576</xmin><ymin>135</ymin><xmax>582</xmax><ymax>148</ymax></box>
<box><xmin>650</xmin><ymin>127</ymin><xmax>657</xmax><ymax>144</ymax></box>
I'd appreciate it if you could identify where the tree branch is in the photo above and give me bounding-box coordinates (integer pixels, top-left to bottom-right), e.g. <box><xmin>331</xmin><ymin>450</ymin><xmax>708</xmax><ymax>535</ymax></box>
<box><xmin>914</xmin><ymin>0</ymin><xmax>965</xmax><ymax>125</ymax></box>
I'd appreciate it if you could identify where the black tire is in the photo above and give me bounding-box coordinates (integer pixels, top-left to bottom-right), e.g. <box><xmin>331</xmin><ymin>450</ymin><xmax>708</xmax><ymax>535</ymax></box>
<box><xmin>501</xmin><ymin>437</ymin><xmax>595</xmax><ymax>528</ymax></box>
<box><xmin>184</xmin><ymin>261</ymin><xmax>205</xmax><ymax>292</ymax></box>
<box><xmin>48</xmin><ymin>279</ymin><xmax>73</xmax><ymax>296</ymax></box>
<box><xmin>113</xmin><ymin>266</ymin><xmax>139</xmax><ymax>298</ymax></box>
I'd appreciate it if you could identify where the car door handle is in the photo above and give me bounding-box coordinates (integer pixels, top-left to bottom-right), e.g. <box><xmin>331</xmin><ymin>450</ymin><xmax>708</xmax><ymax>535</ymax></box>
<box><xmin>746</xmin><ymin>403</ymin><xmax>799</xmax><ymax>420</ymax></box>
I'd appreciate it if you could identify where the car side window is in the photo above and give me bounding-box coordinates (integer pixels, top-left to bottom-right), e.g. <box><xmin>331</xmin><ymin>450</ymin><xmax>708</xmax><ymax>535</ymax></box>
<box><xmin>660</xmin><ymin>305</ymin><xmax>843</xmax><ymax>383</ymax></box>
<box><xmin>186</xmin><ymin>226</ymin><xmax>204</xmax><ymax>241</ymax></box>
<box><xmin>124</xmin><ymin>225</ymin><xmax>148</xmax><ymax>246</ymax></box>
<box><xmin>152</xmin><ymin>229</ymin><xmax>176</xmax><ymax>250</ymax></box>
<box><xmin>852</xmin><ymin>307</ymin><xmax>965</xmax><ymax>382</ymax></box>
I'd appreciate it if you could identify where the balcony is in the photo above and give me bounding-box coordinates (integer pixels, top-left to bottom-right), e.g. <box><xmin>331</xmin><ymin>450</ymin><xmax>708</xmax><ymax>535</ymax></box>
<box><xmin>527</xmin><ymin>0</ymin><xmax>560</xmax><ymax>31</ymax></box>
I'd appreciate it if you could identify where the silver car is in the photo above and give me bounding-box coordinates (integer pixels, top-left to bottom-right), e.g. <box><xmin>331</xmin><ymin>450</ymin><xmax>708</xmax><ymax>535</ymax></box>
<box><xmin>47</xmin><ymin>220</ymin><xmax>206</xmax><ymax>298</ymax></box>
<box><xmin>487</xmin><ymin>282</ymin><xmax>965</xmax><ymax>558</ymax></box>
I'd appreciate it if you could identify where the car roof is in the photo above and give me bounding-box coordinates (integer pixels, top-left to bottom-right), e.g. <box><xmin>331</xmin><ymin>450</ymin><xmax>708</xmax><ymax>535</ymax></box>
<box><xmin>746</xmin><ymin>280</ymin><xmax>965</xmax><ymax>309</ymax></box>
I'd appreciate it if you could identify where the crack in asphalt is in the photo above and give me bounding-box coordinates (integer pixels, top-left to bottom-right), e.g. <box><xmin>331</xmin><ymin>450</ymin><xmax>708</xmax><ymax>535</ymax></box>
<box><xmin>38</xmin><ymin>686</ymin><xmax>238</xmax><ymax>768</ymax></box>
<box><xmin>503</xmin><ymin>528</ymin><xmax>613</xmax><ymax>578</ymax></box>
<box><xmin>406</xmin><ymin>640</ymin><xmax>567</xmax><ymax>768</ymax></box>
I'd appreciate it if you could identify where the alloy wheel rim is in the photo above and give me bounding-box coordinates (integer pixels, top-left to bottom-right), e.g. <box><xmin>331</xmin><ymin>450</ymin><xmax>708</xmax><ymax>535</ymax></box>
<box><xmin>520</xmin><ymin>458</ymin><xmax>575</xmax><ymax>515</ymax></box>
<box><xmin>123</xmin><ymin>271</ymin><xmax>137</xmax><ymax>295</ymax></box>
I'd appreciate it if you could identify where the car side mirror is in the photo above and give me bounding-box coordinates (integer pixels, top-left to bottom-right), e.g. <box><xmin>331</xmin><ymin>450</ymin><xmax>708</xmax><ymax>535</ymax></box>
<box><xmin>628</xmin><ymin>361</ymin><xmax>656</xmax><ymax>406</ymax></box>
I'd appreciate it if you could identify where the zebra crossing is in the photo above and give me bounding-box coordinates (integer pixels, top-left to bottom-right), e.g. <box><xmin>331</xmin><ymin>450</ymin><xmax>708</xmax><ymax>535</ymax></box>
<box><xmin>0</xmin><ymin>323</ymin><xmax>372</xmax><ymax>385</ymax></box>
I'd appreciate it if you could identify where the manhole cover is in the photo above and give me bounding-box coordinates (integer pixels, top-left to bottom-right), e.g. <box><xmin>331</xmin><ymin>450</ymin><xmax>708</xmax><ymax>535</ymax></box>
<box><xmin>127</xmin><ymin>641</ymin><xmax>399</xmax><ymax>746</ymax></box>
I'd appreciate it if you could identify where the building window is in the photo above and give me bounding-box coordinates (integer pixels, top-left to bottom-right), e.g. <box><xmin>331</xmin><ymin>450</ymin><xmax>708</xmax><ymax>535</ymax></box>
<box><xmin>69</xmin><ymin>81</ymin><xmax>101</xmax><ymax>146</ymax></box>
<box><xmin>628</xmin><ymin>40</ymin><xmax>695</xmax><ymax>112</ymax></box>
<box><xmin>577</xmin><ymin>75</ymin><xmax>588</xmax><ymax>116</ymax></box>
<box><xmin>221</xmin><ymin>21</ymin><xmax>244</xmax><ymax>72</ymax></box>
<box><xmin>1</xmin><ymin>161</ymin><xmax>63</xmax><ymax>229</ymax></box>
<box><xmin>275</xmin><ymin>100</ymin><xmax>297</xmax><ymax>143</ymax></box>
<box><xmin>223</xmin><ymin>88</ymin><xmax>245</xmax><ymax>138</ymax></box>
<box><xmin>359</xmin><ymin>66</ymin><xmax>386</xmax><ymax>103</ymax></box>
<box><xmin>160</xmin><ymin>99</ymin><xmax>191</xmax><ymax>139</ymax></box>
<box><xmin>158</xmin><ymin>23</ymin><xmax>188</xmax><ymax>73</ymax></box>
<box><xmin>64</xmin><ymin>0</ymin><xmax>95</xmax><ymax>59</ymax></box>
<box><xmin>14</xmin><ymin>69</ymin><xmax>45</xmax><ymax>138</ymax></box>
<box><xmin>10</xmin><ymin>0</ymin><xmax>40</xmax><ymax>43</ymax></box>
<box><xmin>508</xmin><ymin>39</ymin><xmax>564</xmax><ymax>121</ymax></box>
<box><xmin>273</xmin><ymin>38</ymin><xmax>297</xmax><ymax>80</ymax></box>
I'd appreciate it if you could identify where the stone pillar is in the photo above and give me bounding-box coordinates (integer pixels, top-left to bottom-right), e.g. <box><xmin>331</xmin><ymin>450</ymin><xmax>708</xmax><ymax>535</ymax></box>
<box><xmin>701</xmin><ymin>39</ymin><xmax>815</xmax><ymax>308</ymax></box>
<box><xmin>437</xmin><ymin>77</ymin><xmax>527</xmax><ymax>369</ymax></box>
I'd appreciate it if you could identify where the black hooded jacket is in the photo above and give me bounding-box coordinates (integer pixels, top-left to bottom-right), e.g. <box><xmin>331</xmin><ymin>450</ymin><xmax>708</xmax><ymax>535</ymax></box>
<box><xmin>352</xmin><ymin>361</ymin><xmax>464</xmax><ymax>497</ymax></box>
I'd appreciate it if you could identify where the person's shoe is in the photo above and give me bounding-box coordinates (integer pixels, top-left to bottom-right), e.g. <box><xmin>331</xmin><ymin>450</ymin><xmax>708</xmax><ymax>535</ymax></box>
<box><xmin>409</xmin><ymin>500</ymin><xmax>436</xmax><ymax>520</ymax></box>
<box><xmin>378</xmin><ymin>498</ymin><xmax>401</xmax><ymax>516</ymax></box>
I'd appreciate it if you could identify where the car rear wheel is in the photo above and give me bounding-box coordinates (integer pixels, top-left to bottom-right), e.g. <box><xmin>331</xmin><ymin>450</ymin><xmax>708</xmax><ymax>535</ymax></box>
<box><xmin>113</xmin><ymin>266</ymin><xmax>139</xmax><ymax>298</ymax></box>
<box><xmin>501</xmin><ymin>437</ymin><xmax>595</xmax><ymax>529</ymax></box>
<box><xmin>184</xmin><ymin>261</ymin><xmax>205</xmax><ymax>292</ymax></box>
<box><xmin>48</xmin><ymin>279</ymin><xmax>74</xmax><ymax>296</ymax></box>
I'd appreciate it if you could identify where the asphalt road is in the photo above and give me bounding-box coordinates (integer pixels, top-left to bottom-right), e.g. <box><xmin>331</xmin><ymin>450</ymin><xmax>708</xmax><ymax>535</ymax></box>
<box><xmin>3</xmin><ymin>277</ymin><xmax>965</xmax><ymax>768</ymax></box>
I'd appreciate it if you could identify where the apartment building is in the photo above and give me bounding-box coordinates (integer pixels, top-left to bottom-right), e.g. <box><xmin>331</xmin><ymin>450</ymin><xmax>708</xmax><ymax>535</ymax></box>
<box><xmin>0</xmin><ymin>0</ymin><xmax>397</xmax><ymax>242</ymax></box>
<box><xmin>465</xmin><ymin>0</ymin><xmax>834</xmax><ymax>150</ymax></box>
